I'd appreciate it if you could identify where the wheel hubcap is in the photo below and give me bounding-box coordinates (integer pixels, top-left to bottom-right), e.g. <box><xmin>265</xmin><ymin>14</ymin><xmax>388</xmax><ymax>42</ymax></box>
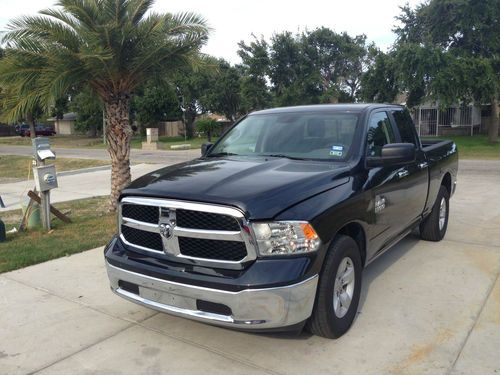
<box><xmin>439</xmin><ymin>197</ymin><xmax>447</xmax><ymax>231</ymax></box>
<box><xmin>333</xmin><ymin>257</ymin><xmax>355</xmax><ymax>318</ymax></box>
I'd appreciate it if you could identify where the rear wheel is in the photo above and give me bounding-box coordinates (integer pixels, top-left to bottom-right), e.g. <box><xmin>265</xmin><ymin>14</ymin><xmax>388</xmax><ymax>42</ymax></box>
<box><xmin>420</xmin><ymin>185</ymin><xmax>450</xmax><ymax>241</ymax></box>
<box><xmin>308</xmin><ymin>235</ymin><xmax>362</xmax><ymax>338</ymax></box>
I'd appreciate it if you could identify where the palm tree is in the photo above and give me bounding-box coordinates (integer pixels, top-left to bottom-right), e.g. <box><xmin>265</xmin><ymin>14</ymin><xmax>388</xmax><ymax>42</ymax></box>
<box><xmin>0</xmin><ymin>0</ymin><xmax>210</xmax><ymax>211</ymax></box>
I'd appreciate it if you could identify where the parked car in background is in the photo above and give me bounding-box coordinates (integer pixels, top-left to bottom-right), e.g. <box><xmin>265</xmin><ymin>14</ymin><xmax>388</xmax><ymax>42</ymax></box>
<box><xmin>22</xmin><ymin>125</ymin><xmax>56</xmax><ymax>137</ymax></box>
<box><xmin>15</xmin><ymin>124</ymin><xmax>30</xmax><ymax>136</ymax></box>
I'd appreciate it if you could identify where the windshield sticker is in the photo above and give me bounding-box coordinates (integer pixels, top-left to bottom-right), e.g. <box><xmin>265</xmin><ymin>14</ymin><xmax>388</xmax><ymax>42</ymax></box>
<box><xmin>331</xmin><ymin>145</ymin><xmax>344</xmax><ymax>151</ymax></box>
<box><xmin>329</xmin><ymin>150</ymin><xmax>343</xmax><ymax>157</ymax></box>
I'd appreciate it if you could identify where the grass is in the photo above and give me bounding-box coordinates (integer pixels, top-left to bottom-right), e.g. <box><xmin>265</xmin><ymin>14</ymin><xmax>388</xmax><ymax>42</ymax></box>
<box><xmin>0</xmin><ymin>135</ymin><xmax>215</xmax><ymax>150</ymax></box>
<box><xmin>0</xmin><ymin>196</ymin><xmax>115</xmax><ymax>273</ymax></box>
<box><xmin>422</xmin><ymin>135</ymin><xmax>500</xmax><ymax>159</ymax></box>
<box><xmin>0</xmin><ymin>155</ymin><xmax>109</xmax><ymax>180</ymax></box>
<box><xmin>0</xmin><ymin>135</ymin><xmax>106</xmax><ymax>148</ymax></box>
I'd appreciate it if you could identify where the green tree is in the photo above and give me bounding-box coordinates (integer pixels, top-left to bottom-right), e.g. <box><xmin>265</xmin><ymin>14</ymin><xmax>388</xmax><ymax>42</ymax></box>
<box><xmin>393</xmin><ymin>0</ymin><xmax>499</xmax><ymax>142</ymax></box>
<box><xmin>360</xmin><ymin>50</ymin><xmax>399</xmax><ymax>103</ymax></box>
<box><xmin>237</xmin><ymin>36</ymin><xmax>272</xmax><ymax>111</ymax></box>
<box><xmin>195</xmin><ymin>117</ymin><xmax>219</xmax><ymax>142</ymax></box>
<box><xmin>133</xmin><ymin>82</ymin><xmax>181</xmax><ymax>134</ymax></box>
<box><xmin>173</xmin><ymin>62</ymin><xmax>214</xmax><ymax>138</ymax></box>
<box><xmin>69</xmin><ymin>86</ymin><xmax>103</xmax><ymax>137</ymax></box>
<box><xmin>0</xmin><ymin>0</ymin><xmax>210</xmax><ymax>210</ymax></box>
<box><xmin>202</xmin><ymin>59</ymin><xmax>242</xmax><ymax>122</ymax></box>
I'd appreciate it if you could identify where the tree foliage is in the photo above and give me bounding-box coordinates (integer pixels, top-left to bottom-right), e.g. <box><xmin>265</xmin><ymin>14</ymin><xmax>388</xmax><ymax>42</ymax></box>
<box><xmin>237</xmin><ymin>28</ymin><xmax>374</xmax><ymax>108</ymax></box>
<box><xmin>0</xmin><ymin>0</ymin><xmax>210</xmax><ymax>209</ymax></box>
<box><xmin>360</xmin><ymin>50</ymin><xmax>399</xmax><ymax>103</ymax></box>
<box><xmin>201</xmin><ymin>59</ymin><xmax>242</xmax><ymax>122</ymax></box>
<box><xmin>195</xmin><ymin>117</ymin><xmax>220</xmax><ymax>142</ymax></box>
<box><xmin>132</xmin><ymin>82</ymin><xmax>181</xmax><ymax>133</ymax></box>
<box><xmin>237</xmin><ymin>36</ymin><xmax>271</xmax><ymax>112</ymax></box>
<box><xmin>391</xmin><ymin>0</ymin><xmax>499</xmax><ymax>142</ymax></box>
<box><xmin>69</xmin><ymin>86</ymin><xmax>102</xmax><ymax>137</ymax></box>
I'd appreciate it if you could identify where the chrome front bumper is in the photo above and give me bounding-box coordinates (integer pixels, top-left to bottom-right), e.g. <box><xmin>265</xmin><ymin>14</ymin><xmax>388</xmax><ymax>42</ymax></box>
<box><xmin>106</xmin><ymin>262</ymin><xmax>318</xmax><ymax>329</ymax></box>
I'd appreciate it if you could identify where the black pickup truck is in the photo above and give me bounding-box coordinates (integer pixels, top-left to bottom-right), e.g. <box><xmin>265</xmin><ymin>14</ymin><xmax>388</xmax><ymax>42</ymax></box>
<box><xmin>105</xmin><ymin>104</ymin><xmax>458</xmax><ymax>338</ymax></box>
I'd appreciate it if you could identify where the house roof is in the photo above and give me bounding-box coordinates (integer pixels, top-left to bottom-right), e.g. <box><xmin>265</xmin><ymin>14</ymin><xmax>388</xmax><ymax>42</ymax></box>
<box><xmin>47</xmin><ymin>112</ymin><xmax>77</xmax><ymax>122</ymax></box>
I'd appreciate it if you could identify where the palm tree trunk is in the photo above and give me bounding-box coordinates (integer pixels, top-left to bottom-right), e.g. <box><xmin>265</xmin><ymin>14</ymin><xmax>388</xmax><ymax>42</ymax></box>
<box><xmin>104</xmin><ymin>96</ymin><xmax>132</xmax><ymax>212</ymax></box>
<box><xmin>488</xmin><ymin>94</ymin><xmax>499</xmax><ymax>143</ymax></box>
<box><xmin>26</xmin><ymin>112</ymin><xmax>36</xmax><ymax>139</ymax></box>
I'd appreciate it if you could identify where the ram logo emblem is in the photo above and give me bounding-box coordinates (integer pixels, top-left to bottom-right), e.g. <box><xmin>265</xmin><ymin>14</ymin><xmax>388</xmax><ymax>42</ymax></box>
<box><xmin>159</xmin><ymin>222</ymin><xmax>173</xmax><ymax>239</ymax></box>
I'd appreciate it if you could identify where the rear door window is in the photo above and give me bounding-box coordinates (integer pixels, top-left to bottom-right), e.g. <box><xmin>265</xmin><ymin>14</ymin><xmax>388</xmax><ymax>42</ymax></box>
<box><xmin>366</xmin><ymin>111</ymin><xmax>395</xmax><ymax>157</ymax></box>
<box><xmin>392</xmin><ymin>109</ymin><xmax>419</xmax><ymax>147</ymax></box>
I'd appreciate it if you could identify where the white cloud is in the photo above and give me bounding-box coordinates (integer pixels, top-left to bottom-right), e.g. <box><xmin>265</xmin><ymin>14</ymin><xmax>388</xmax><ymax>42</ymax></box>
<box><xmin>0</xmin><ymin>0</ymin><xmax>424</xmax><ymax>63</ymax></box>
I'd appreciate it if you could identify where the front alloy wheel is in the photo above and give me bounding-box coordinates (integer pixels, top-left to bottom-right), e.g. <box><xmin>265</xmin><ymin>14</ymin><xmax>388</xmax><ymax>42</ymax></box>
<box><xmin>308</xmin><ymin>235</ymin><xmax>362</xmax><ymax>339</ymax></box>
<box><xmin>333</xmin><ymin>257</ymin><xmax>355</xmax><ymax>318</ymax></box>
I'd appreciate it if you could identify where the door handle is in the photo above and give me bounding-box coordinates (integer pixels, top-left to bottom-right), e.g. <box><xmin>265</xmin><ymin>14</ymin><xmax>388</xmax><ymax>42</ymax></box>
<box><xmin>418</xmin><ymin>162</ymin><xmax>428</xmax><ymax>169</ymax></box>
<box><xmin>397</xmin><ymin>170</ymin><xmax>409</xmax><ymax>179</ymax></box>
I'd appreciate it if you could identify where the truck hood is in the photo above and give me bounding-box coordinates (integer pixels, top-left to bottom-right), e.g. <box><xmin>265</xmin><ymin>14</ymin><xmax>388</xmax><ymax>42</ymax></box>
<box><xmin>123</xmin><ymin>156</ymin><xmax>350</xmax><ymax>219</ymax></box>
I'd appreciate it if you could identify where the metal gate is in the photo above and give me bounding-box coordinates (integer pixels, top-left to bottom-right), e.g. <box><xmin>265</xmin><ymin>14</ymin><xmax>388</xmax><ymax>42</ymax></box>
<box><xmin>414</xmin><ymin>105</ymin><xmax>481</xmax><ymax>136</ymax></box>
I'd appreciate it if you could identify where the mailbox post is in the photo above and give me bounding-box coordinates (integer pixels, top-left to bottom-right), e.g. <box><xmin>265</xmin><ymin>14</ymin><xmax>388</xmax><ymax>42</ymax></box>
<box><xmin>32</xmin><ymin>138</ymin><xmax>57</xmax><ymax>230</ymax></box>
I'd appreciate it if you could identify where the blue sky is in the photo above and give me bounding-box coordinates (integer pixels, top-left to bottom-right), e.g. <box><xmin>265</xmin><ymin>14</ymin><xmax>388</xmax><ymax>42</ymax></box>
<box><xmin>0</xmin><ymin>0</ymin><xmax>424</xmax><ymax>63</ymax></box>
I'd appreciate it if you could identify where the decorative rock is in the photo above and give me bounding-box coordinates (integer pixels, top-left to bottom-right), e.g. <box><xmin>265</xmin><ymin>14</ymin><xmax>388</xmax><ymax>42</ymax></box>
<box><xmin>170</xmin><ymin>144</ymin><xmax>191</xmax><ymax>150</ymax></box>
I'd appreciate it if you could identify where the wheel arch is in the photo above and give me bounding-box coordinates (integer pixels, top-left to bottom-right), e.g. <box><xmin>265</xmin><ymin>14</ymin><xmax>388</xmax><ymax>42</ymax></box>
<box><xmin>441</xmin><ymin>172</ymin><xmax>452</xmax><ymax>194</ymax></box>
<box><xmin>334</xmin><ymin>221</ymin><xmax>367</xmax><ymax>267</ymax></box>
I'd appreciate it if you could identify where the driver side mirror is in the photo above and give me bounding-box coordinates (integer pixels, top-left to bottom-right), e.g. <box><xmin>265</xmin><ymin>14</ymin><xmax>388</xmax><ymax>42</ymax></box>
<box><xmin>201</xmin><ymin>142</ymin><xmax>213</xmax><ymax>157</ymax></box>
<box><xmin>366</xmin><ymin>143</ymin><xmax>416</xmax><ymax>167</ymax></box>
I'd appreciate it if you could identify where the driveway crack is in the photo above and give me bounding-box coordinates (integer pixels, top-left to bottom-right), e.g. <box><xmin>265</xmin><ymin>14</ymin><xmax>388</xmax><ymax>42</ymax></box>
<box><xmin>446</xmin><ymin>270</ymin><xmax>499</xmax><ymax>374</ymax></box>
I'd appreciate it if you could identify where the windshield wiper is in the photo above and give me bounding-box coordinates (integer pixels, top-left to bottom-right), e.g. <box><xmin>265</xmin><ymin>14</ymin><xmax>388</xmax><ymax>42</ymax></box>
<box><xmin>206</xmin><ymin>152</ymin><xmax>239</xmax><ymax>157</ymax></box>
<box><xmin>260</xmin><ymin>154</ymin><xmax>305</xmax><ymax>160</ymax></box>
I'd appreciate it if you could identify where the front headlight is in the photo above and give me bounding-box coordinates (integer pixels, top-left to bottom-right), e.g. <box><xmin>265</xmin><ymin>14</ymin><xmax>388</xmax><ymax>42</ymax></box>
<box><xmin>251</xmin><ymin>221</ymin><xmax>321</xmax><ymax>256</ymax></box>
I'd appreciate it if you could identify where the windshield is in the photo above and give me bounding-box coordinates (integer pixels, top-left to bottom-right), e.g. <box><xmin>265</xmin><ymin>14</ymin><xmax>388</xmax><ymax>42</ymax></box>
<box><xmin>208</xmin><ymin>111</ymin><xmax>360</xmax><ymax>160</ymax></box>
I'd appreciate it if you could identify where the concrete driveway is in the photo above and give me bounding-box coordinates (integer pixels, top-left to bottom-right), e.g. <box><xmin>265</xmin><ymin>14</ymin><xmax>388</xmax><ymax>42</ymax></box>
<box><xmin>1</xmin><ymin>161</ymin><xmax>499</xmax><ymax>374</ymax></box>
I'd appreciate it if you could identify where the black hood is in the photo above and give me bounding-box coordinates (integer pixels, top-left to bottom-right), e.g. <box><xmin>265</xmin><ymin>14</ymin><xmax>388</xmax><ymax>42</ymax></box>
<box><xmin>123</xmin><ymin>156</ymin><xmax>350</xmax><ymax>219</ymax></box>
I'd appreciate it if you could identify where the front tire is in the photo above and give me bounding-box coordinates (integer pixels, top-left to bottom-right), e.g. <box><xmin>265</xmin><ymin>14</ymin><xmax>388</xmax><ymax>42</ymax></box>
<box><xmin>308</xmin><ymin>235</ymin><xmax>362</xmax><ymax>339</ymax></box>
<box><xmin>420</xmin><ymin>185</ymin><xmax>450</xmax><ymax>241</ymax></box>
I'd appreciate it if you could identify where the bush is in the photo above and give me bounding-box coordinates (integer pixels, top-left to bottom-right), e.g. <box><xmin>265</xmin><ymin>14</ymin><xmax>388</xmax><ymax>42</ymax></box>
<box><xmin>196</xmin><ymin>118</ymin><xmax>220</xmax><ymax>141</ymax></box>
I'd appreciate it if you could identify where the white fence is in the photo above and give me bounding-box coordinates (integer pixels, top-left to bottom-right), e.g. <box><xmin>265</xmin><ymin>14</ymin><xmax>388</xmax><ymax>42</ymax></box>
<box><xmin>413</xmin><ymin>105</ymin><xmax>481</xmax><ymax>136</ymax></box>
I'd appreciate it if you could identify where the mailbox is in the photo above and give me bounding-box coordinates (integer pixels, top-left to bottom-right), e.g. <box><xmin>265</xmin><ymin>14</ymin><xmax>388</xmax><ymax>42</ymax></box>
<box><xmin>33</xmin><ymin>165</ymin><xmax>58</xmax><ymax>192</ymax></box>
<box><xmin>32</xmin><ymin>137</ymin><xmax>56</xmax><ymax>162</ymax></box>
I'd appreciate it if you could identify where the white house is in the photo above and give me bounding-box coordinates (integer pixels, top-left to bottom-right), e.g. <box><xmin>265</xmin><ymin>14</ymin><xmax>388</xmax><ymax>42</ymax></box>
<box><xmin>47</xmin><ymin>112</ymin><xmax>77</xmax><ymax>135</ymax></box>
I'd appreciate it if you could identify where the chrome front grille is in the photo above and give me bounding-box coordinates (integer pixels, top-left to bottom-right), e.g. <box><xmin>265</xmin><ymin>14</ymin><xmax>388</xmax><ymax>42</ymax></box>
<box><xmin>119</xmin><ymin>197</ymin><xmax>256</xmax><ymax>269</ymax></box>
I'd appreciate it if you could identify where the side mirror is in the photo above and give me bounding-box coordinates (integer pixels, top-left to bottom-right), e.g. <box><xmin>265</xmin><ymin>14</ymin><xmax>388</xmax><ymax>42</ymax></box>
<box><xmin>201</xmin><ymin>142</ymin><xmax>214</xmax><ymax>157</ymax></box>
<box><xmin>366</xmin><ymin>143</ymin><xmax>416</xmax><ymax>167</ymax></box>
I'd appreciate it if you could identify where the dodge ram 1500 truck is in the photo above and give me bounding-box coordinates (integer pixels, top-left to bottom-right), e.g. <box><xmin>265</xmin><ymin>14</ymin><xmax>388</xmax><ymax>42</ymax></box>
<box><xmin>105</xmin><ymin>104</ymin><xmax>458</xmax><ymax>338</ymax></box>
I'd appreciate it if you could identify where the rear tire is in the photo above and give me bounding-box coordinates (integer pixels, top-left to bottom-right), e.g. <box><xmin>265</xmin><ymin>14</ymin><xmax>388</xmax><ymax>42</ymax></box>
<box><xmin>420</xmin><ymin>185</ymin><xmax>450</xmax><ymax>241</ymax></box>
<box><xmin>307</xmin><ymin>235</ymin><xmax>362</xmax><ymax>339</ymax></box>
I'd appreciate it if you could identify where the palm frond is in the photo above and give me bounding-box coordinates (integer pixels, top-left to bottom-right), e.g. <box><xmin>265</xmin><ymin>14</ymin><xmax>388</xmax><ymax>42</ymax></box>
<box><xmin>3</xmin><ymin>15</ymin><xmax>81</xmax><ymax>51</ymax></box>
<box><xmin>128</xmin><ymin>0</ymin><xmax>155</xmax><ymax>25</ymax></box>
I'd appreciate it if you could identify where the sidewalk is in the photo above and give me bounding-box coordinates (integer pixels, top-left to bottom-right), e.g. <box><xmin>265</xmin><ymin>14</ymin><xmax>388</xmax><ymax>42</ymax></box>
<box><xmin>0</xmin><ymin>163</ymin><xmax>163</xmax><ymax>211</ymax></box>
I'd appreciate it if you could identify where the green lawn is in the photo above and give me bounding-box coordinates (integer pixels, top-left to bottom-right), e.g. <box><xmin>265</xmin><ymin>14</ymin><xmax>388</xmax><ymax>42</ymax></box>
<box><xmin>0</xmin><ymin>155</ymin><xmax>109</xmax><ymax>180</ymax></box>
<box><xmin>423</xmin><ymin>135</ymin><xmax>500</xmax><ymax>159</ymax></box>
<box><xmin>0</xmin><ymin>135</ymin><xmax>106</xmax><ymax>148</ymax></box>
<box><xmin>0</xmin><ymin>196</ymin><xmax>115</xmax><ymax>273</ymax></box>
